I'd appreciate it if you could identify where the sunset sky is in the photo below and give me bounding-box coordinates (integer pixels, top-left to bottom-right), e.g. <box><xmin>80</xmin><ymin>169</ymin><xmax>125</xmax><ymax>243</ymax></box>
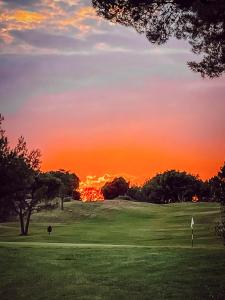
<box><xmin>0</xmin><ymin>0</ymin><xmax>225</xmax><ymax>185</ymax></box>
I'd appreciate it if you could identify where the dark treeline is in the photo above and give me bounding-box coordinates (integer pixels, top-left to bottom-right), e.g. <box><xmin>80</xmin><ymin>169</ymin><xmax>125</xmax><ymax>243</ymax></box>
<box><xmin>101</xmin><ymin>166</ymin><xmax>225</xmax><ymax>205</ymax></box>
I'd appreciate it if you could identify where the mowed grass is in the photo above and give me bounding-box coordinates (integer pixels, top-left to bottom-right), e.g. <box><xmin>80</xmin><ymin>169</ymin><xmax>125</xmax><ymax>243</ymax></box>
<box><xmin>0</xmin><ymin>201</ymin><xmax>222</xmax><ymax>247</ymax></box>
<box><xmin>0</xmin><ymin>201</ymin><xmax>225</xmax><ymax>299</ymax></box>
<box><xmin>1</xmin><ymin>246</ymin><xmax>225</xmax><ymax>300</ymax></box>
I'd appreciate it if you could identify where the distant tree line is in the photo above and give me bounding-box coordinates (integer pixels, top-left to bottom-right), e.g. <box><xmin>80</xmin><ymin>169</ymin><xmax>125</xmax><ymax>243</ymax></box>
<box><xmin>0</xmin><ymin>115</ymin><xmax>80</xmax><ymax>234</ymax></box>
<box><xmin>101</xmin><ymin>166</ymin><xmax>225</xmax><ymax>205</ymax></box>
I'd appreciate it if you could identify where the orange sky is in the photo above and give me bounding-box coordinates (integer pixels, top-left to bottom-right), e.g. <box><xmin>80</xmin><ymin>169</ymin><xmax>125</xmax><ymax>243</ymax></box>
<box><xmin>40</xmin><ymin>145</ymin><xmax>222</xmax><ymax>182</ymax></box>
<box><xmin>1</xmin><ymin>0</ymin><xmax>224</xmax><ymax>186</ymax></box>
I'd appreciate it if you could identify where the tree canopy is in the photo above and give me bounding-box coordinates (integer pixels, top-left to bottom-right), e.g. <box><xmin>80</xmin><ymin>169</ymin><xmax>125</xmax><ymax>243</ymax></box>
<box><xmin>209</xmin><ymin>162</ymin><xmax>225</xmax><ymax>205</ymax></box>
<box><xmin>92</xmin><ymin>0</ymin><xmax>225</xmax><ymax>78</ymax></box>
<box><xmin>142</xmin><ymin>170</ymin><xmax>201</xmax><ymax>203</ymax></box>
<box><xmin>47</xmin><ymin>170</ymin><xmax>80</xmax><ymax>209</ymax></box>
<box><xmin>0</xmin><ymin>115</ymin><xmax>61</xmax><ymax>234</ymax></box>
<box><xmin>101</xmin><ymin>177</ymin><xmax>129</xmax><ymax>199</ymax></box>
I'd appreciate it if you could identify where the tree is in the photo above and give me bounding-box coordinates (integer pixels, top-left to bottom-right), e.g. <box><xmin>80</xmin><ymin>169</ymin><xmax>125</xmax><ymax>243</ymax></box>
<box><xmin>48</xmin><ymin>170</ymin><xmax>79</xmax><ymax>210</ymax></box>
<box><xmin>127</xmin><ymin>185</ymin><xmax>144</xmax><ymax>201</ymax></box>
<box><xmin>92</xmin><ymin>0</ymin><xmax>225</xmax><ymax>78</ymax></box>
<box><xmin>101</xmin><ymin>177</ymin><xmax>129</xmax><ymax>199</ymax></box>
<box><xmin>197</xmin><ymin>180</ymin><xmax>212</xmax><ymax>202</ymax></box>
<box><xmin>0</xmin><ymin>116</ymin><xmax>39</xmax><ymax>233</ymax></box>
<box><xmin>0</xmin><ymin>114</ymin><xmax>18</xmax><ymax>221</ymax></box>
<box><xmin>212</xmin><ymin>162</ymin><xmax>225</xmax><ymax>244</ymax></box>
<box><xmin>0</xmin><ymin>115</ymin><xmax>61</xmax><ymax>235</ymax></box>
<box><xmin>218</xmin><ymin>162</ymin><xmax>225</xmax><ymax>205</ymax></box>
<box><xmin>30</xmin><ymin>173</ymin><xmax>62</xmax><ymax>210</ymax></box>
<box><xmin>142</xmin><ymin>170</ymin><xmax>201</xmax><ymax>204</ymax></box>
<box><xmin>16</xmin><ymin>172</ymin><xmax>61</xmax><ymax>235</ymax></box>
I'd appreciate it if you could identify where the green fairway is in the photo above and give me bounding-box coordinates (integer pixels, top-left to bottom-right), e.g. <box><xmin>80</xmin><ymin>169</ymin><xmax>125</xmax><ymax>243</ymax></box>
<box><xmin>0</xmin><ymin>201</ymin><xmax>222</xmax><ymax>247</ymax></box>
<box><xmin>0</xmin><ymin>201</ymin><xmax>224</xmax><ymax>299</ymax></box>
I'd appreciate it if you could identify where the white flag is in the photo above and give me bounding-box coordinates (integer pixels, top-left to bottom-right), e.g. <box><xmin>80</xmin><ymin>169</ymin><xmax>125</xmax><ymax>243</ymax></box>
<box><xmin>191</xmin><ymin>217</ymin><xmax>194</xmax><ymax>229</ymax></box>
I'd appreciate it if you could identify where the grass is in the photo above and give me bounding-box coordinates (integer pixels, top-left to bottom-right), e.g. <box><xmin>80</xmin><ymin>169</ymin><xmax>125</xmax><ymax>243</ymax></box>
<box><xmin>0</xmin><ymin>201</ymin><xmax>222</xmax><ymax>247</ymax></box>
<box><xmin>0</xmin><ymin>201</ymin><xmax>224</xmax><ymax>299</ymax></box>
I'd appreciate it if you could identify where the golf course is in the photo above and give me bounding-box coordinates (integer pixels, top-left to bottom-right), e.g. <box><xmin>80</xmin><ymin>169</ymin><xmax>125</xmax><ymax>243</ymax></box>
<box><xmin>0</xmin><ymin>200</ymin><xmax>224</xmax><ymax>300</ymax></box>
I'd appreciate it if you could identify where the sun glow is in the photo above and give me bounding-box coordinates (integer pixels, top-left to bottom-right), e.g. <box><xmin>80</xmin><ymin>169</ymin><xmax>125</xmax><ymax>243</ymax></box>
<box><xmin>79</xmin><ymin>174</ymin><xmax>113</xmax><ymax>202</ymax></box>
<box><xmin>79</xmin><ymin>186</ymin><xmax>104</xmax><ymax>202</ymax></box>
<box><xmin>79</xmin><ymin>173</ymin><xmax>137</xmax><ymax>202</ymax></box>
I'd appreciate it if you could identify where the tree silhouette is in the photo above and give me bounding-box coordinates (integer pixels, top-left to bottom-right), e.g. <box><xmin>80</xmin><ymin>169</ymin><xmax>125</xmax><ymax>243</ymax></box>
<box><xmin>92</xmin><ymin>0</ymin><xmax>225</xmax><ymax>78</ymax></box>
<box><xmin>142</xmin><ymin>170</ymin><xmax>201</xmax><ymax>203</ymax></box>
<box><xmin>0</xmin><ymin>115</ymin><xmax>61</xmax><ymax>234</ymax></box>
<box><xmin>212</xmin><ymin>162</ymin><xmax>225</xmax><ymax>244</ymax></box>
<box><xmin>101</xmin><ymin>177</ymin><xmax>129</xmax><ymax>199</ymax></box>
<box><xmin>47</xmin><ymin>170</ymin><xmax>79</xmax><ymax>210</ymax></box>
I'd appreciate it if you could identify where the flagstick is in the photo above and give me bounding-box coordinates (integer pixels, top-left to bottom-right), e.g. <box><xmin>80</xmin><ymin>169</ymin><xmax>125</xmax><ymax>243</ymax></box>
<box><xmin>191</xmin><ymin>216</ymin><xmax>194</xmax><ymax>248</ymax></box>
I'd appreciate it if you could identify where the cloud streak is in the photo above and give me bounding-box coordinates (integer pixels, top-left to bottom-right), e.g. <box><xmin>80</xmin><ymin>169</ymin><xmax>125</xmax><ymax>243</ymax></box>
<box><xmin>0</xmin><ymin>0</ymin><xmax>100</xmax><ymax>51</ymax></box>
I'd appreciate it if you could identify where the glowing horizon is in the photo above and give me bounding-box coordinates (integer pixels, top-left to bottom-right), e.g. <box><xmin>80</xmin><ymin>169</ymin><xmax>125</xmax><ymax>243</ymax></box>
<box><xmin>0</xmin><ymin>0</ymin><xmax>224</xmax><ymax>190</ymax></box>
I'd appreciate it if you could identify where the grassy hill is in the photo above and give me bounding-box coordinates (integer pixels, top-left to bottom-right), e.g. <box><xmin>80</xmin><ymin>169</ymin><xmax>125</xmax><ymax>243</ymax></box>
<box><xmin>0</xmin><ymin>201</ymin><xmax>224</xmax><ymax>300</ymax></box>
<box><xmin>0</xmin><ymin>200</ymin><xmax>222</xmax><ymax>247</ymax></box>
